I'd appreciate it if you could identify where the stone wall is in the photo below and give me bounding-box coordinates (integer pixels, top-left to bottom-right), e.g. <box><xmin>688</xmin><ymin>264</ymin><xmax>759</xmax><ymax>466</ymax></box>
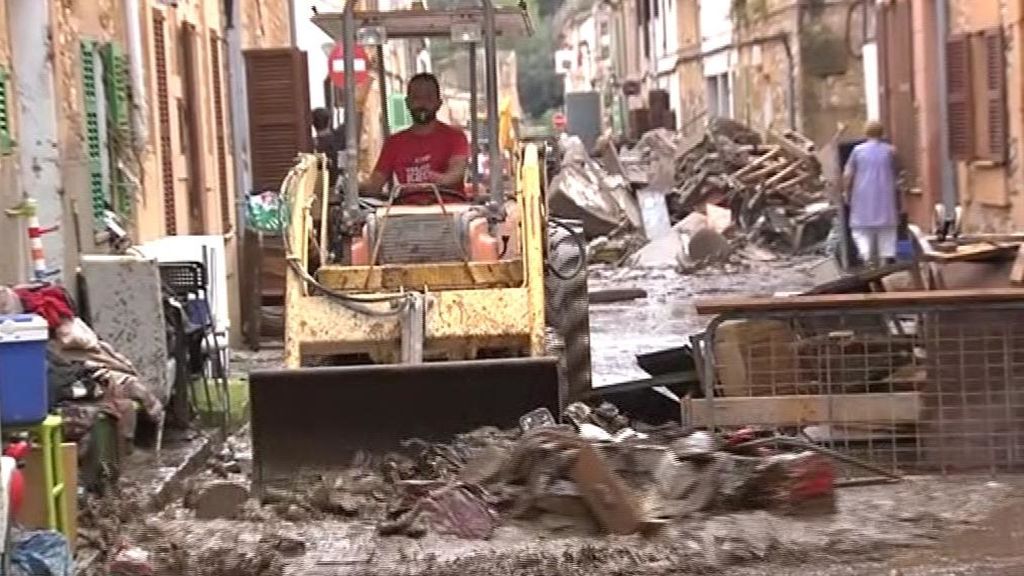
<box><xmin>711</xmin><ymin>0</ymin><xmax>867</xmax><ymax>146</ymax></box>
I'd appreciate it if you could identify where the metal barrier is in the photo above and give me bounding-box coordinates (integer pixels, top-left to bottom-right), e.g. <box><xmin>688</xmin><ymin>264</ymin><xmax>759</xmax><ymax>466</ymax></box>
<box><xmin>688</xmin><ymin>290</ymin><xmax>1024</xmax><ymax>475</ymax></box>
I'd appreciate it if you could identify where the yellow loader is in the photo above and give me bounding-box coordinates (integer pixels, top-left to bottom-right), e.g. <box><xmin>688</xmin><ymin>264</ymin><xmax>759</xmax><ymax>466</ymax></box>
<box><xmin>248</xmin><ymin>2</ymin><xmax>592</xmax><ymax>496</ymax></box>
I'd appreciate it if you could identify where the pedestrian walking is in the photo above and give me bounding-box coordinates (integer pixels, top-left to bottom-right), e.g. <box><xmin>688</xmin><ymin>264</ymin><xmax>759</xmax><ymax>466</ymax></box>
<box><xmin>843</xmin><ymin>121</ymin><xmax>901</xmax><ymax>266</ymax></box>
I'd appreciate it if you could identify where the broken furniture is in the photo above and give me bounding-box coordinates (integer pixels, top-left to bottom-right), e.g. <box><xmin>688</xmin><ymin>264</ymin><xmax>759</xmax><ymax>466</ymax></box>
<box><xmin>159</xmin><ymin>261</ymin><xmax>230</xmax><ymax>432</ymax></box>
<box><xmin>692</xmin><ymin>288</ymin><xmax>1024</xmax><ymax>475</ymax></box>
<box><xmin>241</xmin><ymin>225</ymin><xmax>287</xmax><ymax>348</ymax></box>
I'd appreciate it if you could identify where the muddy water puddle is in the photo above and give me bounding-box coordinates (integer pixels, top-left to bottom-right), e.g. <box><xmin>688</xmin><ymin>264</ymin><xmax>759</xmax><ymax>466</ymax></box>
<box><xmin>588</xmin><ymin>260</ymin><xmax>816</xmax><ymax>386</ymax></box>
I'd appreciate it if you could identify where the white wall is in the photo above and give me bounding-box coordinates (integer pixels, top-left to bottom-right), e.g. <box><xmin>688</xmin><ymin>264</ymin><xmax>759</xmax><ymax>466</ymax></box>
<box><xmin>8</xmin><ymin>0</ymin><xmax>64</xmax><ymax>280</ymax></box>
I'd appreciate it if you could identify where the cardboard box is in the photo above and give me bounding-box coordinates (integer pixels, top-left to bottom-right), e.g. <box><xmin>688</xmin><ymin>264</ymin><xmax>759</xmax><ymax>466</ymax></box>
<box><xmin>16</xmin><ymin>442</ymin><xmax>78</xmax><ymax>549</ymax></box>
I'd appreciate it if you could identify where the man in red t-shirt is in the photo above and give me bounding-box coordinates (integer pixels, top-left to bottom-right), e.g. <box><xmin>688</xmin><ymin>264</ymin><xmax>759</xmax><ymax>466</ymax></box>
<box><xmin>361</xmin><ymin>73</ymin><xmax>469</xmax><ymax>204</ymax></box>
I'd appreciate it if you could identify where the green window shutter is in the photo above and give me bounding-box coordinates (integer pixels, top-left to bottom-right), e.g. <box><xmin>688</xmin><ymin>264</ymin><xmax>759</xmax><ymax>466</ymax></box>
<box><xmin>388</xmin><ymin>92</ymin><xmax>411</xmax><ymax>132</ymax></box>
<box><xmin>100</xmin><ymin>43</ymin><xmax>131</xmax><ymax>135</ymax></box>
<box><xmin>81</xmin><ymin>40</ymin><xmax>106</xmax><ymax>228</ymax></box>
<box><xmin>0</xmin><ymin>69</ymin><xmax>13</xmax><ymax>155</ymax></box>
<box><xmin>101</xmin><ymin>42</ymin><xmax>132</xmax><ymax>217</ymax></box>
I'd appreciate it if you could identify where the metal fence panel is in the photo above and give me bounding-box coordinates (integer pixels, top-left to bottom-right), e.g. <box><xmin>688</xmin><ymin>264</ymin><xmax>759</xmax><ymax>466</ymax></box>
<box><xmin>690</xmin><ymin>301</ymin><xmax>1024</xmax><ymax>475</ymax></box>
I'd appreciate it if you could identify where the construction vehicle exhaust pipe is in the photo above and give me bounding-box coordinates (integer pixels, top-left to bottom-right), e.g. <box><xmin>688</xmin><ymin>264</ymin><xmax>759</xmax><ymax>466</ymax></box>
<box><xmin>248</xmin><ymin>357</ymin><xmax>561</xmax><ymax>496</ymax></box>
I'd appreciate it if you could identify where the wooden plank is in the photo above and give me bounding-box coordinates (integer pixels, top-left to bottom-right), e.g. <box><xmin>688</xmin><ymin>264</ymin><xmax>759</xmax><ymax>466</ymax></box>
<box><xmin>1012</xmin><ymin>245</ymin><xmax>1024</xmax><ymax>285</ymax></box>
<box><xmin>695</xmin><ymin>288</ymin><xmax>1024</xmax><ymax>316</ymax></box>
<box><xmin>921</xmin><ymin>241</ymin><xmax>1018</xmax><ymax>262</ymax></box>
<box><xmin>684</xmin><ymin>393</ymin><xmax>922</xmax><ymax>427</ymax></box>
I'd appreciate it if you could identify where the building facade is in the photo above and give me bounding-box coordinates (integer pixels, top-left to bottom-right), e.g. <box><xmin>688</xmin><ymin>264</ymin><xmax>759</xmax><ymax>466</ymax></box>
<box><xmin>0</xmin><ymin>0</ymin><xmax>290</xmax><ymax>336</ymax></box>
<box><xmin>875</xmin><ymin>0</ymin><xmax>1024</xmax><ymax>232</ymax></box>
<box><xmin>700</xmin><ymin>0</ymin><xmax>868</xmax><ymax>145</ymax></box>
<box><xmin>558</xmin><ymin>0</ymin><xmax>869</xmax><ymax>146</ymax></box>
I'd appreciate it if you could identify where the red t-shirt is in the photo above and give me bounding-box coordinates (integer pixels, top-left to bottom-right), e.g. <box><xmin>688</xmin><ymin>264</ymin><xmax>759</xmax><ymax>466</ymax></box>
<box><xmin>373</xmin><ymin>122</ymin><xmax>469</xmax><ymax>186</ymax></box>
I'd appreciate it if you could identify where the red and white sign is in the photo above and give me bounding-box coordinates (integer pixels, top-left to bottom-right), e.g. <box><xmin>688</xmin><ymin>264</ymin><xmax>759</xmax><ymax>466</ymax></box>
<box><xmin>552</xmin><ymin>112</ymin><xmax>567</xmax><ymax>130</ymax></box>
<box><xmin>329</xmin><ymin>43</ymin><xmax>370</xmax><ymax>89</ymax></box>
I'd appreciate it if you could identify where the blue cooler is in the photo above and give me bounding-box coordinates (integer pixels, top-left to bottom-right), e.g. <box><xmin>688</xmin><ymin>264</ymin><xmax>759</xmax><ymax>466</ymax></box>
<box><xmin>0</xmin><ymin>314</ymin><xmax>49</xmax><ymax>425</ymax></box>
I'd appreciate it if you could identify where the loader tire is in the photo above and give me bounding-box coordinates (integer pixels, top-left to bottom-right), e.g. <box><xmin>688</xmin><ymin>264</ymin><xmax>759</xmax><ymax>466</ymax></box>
<box><xmin>544</xmin><ymin>222</ymin><xmax>592</xmax><ymax>403</ymax></box>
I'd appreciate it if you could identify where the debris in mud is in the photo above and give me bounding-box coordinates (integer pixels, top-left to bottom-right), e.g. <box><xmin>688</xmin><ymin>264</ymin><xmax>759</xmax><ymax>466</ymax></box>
<box><xmin>381</xmin><ymin>482</ymin><xmax>498</xmax><ymax>539</ymax></box>
<box><xmin>108</xmin><ymin>546</ymin><xmax>154</xmax><ymax>576</ymax></box>
<box><xmin>191</xmin><ymin>481</ymin><xmax>250</xmax><ymax>520</ymax></box>
<box><xmin>112</xmin><ymin>520</ymin><xmax>293</xmax><ymax>576</ymax></box>
<box><xmin>171</xmin><ymin>400</ymin><xmax>846</xmax><ymax>548</ymax></box>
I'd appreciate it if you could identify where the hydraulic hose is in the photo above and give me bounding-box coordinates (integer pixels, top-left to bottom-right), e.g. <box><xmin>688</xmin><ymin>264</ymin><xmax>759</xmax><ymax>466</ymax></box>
<box><xmin>278</xmin><ymin>159</ymin><xmax>411</xmax><ymax>318</ymax></box>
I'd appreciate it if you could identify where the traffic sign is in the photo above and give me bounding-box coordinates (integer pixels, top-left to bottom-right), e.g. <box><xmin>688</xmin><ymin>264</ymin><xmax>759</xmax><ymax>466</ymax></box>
<box><xmin>329</xmin><ymin>43</ymin><xmax>370</xmax><ymax>89</ymax></box>
<box><xmin>552</xmin><ymin>112</ymin><xmax>567</xmax><ymax>130</ymax></box>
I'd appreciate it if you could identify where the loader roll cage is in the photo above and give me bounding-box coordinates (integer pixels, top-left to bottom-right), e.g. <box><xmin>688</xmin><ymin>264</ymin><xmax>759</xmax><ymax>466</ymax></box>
<box><xmin>312</xmin><ymin>2</ymin><xmax>533</xmax><ymax>226</ymax></box>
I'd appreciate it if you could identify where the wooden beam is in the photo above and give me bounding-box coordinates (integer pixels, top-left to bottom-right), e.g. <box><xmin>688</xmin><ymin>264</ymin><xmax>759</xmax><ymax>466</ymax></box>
<box><xmin>695</xmin><ymin>288</ymin><xmax>1024</xmax><ymax>316</ymax></box>
<box><xmin>683</xmin><ymin>393</ymin><xmax>922</xmax><ymax>427</ymax></box>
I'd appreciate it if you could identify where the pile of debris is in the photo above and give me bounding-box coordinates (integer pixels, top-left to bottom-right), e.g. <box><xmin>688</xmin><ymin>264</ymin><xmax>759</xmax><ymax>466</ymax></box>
<box><xmin>549</xmin><ymin>118</ymin><xmax>836</xmax><ymax>270</ymax></box>
<box><xmin>160</xmin><ymin>403</ymin><xmax>847</xmax><ymax>546</ymax></box>
<box><xmin>669</xmin><ymin>118</ymin><xmax>834</xmax><ymax>252</ymax></box>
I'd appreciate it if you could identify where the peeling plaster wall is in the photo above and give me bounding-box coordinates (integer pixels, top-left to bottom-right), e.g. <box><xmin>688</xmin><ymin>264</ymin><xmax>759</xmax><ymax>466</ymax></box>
<box><xmin>9</xmin><ymin>0</ymin><xmax>66</xmax><ymax>285</ymax></box>
<box><xmin>704</xmin><ymin>0</ymin><xmax>866</xmax><ymax>147</ymax></box>
<box><xmin>46</xmin><ymin>0</ymin><xmax>128</xmax><ymax>292</ymax></box>
<box><xmin>676</xmin><ymin>0</ymin><xmax>705</xmax><ymax>135</ymax></box>
<box><xmin>0</xmin><ymin>0</ymin><xmax>27</xmax><ymax>285</ymax></box>
<box><xmin>796</xmin><ymin>1</ymin><xmax>868</xmax><ymax>145</ymax></box>
<box><xmin>942</xmin><ymin>0</ymin><xmax>1024</xmax><ymax>233</ymax></box>
<box><xmin>242</xmin><ymin>0</ymin><xmax>292</xmax><ymax>49</ymax></box>
<box><xmin>730</xmin><ymin>2</ymin><xmax>796</xmax><ymax>133</ymax></box>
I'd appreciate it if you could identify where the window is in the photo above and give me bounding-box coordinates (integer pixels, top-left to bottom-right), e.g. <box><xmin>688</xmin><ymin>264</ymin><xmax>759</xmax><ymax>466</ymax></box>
<box><xmin>706</xmin><ymin>73</ymin><xmax>731</xmax><ymax>119</ymax></box>
<box><xmin>946</xmin><ymin>27</ymin><xmax>1007</xmax><ymax>163</ymax></box>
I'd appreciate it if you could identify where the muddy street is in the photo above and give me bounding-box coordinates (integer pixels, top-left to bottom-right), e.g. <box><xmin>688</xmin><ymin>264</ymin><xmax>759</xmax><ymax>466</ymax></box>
<box><xmin>103</xmin><ymin>261</ymin><xmax>1023</xmax><ymax>576</ymax></box>
<box><xmin>127</xmin><ymin>475</ymin><xmax>1024</xmax><ymax>576</ymax></box>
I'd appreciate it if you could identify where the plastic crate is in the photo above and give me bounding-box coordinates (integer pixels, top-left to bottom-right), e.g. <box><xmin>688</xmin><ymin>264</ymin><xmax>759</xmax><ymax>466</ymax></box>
<box><xmin>0</xmin><ymin>315</ymin><xmax>49</xmax><ymax>425</ymax></box>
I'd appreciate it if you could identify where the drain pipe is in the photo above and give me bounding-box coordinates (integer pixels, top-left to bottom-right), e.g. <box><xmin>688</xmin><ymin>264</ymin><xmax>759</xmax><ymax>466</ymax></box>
<box><xmin>935</xmin><ymin>0</ymin><xmax>959</xmax><ymax>216</ymax></box>
<box><xmin>124</xmin><ymin>0</ymin><xmax>149</xmax><ymax>150</ymax></box>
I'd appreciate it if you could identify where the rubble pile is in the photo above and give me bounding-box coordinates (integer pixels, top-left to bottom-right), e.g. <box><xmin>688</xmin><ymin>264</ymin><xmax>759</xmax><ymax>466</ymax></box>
<box><xmin>550</xmin><ymin>118</ymin><xmax>836</xmax><ymax>270</ymax></box>
<box><xmin>155</xmin><ymin>403</ymin><xmax>840</xmax><ymax>549</ymax></box>
<box><xmin>669</xmin><ymin>118</ymin><xmax>834</xmax><ymax>251</ymax></box>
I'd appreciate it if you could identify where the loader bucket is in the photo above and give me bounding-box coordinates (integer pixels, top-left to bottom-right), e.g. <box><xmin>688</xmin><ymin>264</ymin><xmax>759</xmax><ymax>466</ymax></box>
<box><xmin>248</xmin><ymin>357</ymin><xmax>561</xmax><ymax>494</ymax></box>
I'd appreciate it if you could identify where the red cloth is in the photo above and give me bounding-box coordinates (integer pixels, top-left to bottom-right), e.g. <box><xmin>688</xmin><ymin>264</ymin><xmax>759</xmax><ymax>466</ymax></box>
<box><xmin>373</xmin><ymin>122</ymin><xmax>470</xmax><ymax>204</ymax></box>
<box><xmin>14</xmin><ymin>285</ymin><xmax>75</xmax><ymax>328</ymax></box>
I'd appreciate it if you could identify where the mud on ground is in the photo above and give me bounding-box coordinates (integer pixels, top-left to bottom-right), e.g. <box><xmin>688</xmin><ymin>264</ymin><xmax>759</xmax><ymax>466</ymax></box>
<box><xmin>131</xmin><ymin>477</ymin><xmax>1021</xmax><ymax>576</ymax></box>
